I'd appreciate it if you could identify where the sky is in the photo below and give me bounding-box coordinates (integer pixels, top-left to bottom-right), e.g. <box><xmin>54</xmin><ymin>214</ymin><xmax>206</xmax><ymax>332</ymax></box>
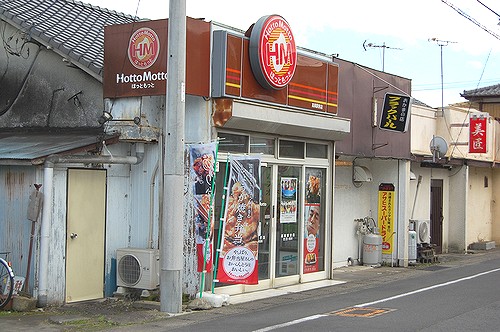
<box><xmin>85</xmin><ymin>0</ymin><xmax>500</xmax><ymax>108</ymax></box>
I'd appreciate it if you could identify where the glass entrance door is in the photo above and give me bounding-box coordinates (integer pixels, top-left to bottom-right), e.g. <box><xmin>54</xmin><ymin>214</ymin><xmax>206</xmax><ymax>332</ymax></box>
<box><xmin>275</xmin><ymin>165</ymin><xmax>301</xmax><ymax>281</ymax></box>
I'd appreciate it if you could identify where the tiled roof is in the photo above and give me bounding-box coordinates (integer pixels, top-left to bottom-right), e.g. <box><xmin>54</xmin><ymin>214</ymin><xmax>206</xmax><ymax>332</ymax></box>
<box><xmin>0</xmin><ymin>0</ymin><xmax>140</xmax><ymax>80</ymax></box>
<box><xmin>461</xmin><ymin>84</ymin><xmax>500</xmax><ymax>99</ymax></box>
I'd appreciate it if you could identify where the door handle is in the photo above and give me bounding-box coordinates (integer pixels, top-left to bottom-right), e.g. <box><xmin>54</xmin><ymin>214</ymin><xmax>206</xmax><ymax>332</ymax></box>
<box><xmin>70</xmin><ymin>233</ymin><xmax>78</xmax><ymax>239</ymax></box>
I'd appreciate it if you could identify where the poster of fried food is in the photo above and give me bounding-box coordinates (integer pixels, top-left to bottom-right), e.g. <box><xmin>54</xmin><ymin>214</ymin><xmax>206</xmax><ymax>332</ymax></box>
<box><xmin>217</xmin><ymin>155</ymin><xmax>261</xmax><ymax>285</ymax></box>
<box><xmin>189</xmin><ymin>142</ymin><xmax>217</xmax><ymax>272</ymax></box>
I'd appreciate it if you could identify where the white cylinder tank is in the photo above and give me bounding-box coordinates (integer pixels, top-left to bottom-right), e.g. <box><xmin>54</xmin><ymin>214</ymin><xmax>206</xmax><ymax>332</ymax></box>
<box><xmin>363</xmin><ymin>233</ymin><xmax>382</xmax><ymax>266</ymax></box>
<box><xmin>409</xmin><ymin>230</ymin><xmax>417</xmax><ymax>264</ymax></box>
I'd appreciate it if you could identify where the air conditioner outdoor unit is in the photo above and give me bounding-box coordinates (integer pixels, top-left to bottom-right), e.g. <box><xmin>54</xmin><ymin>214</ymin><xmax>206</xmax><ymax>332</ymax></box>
<box><xmin>414</xmin><ymin>220</ymin><xmax>431</xmax><ymax>244</ymax></box>
<box><xmin>116</xmin><ymin>248</ymin><xmax>159</xmax><ymax>290</ymax></box>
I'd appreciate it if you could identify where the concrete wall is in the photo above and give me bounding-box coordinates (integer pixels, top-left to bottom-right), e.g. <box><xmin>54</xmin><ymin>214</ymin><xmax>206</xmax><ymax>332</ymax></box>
<box><xmin>467</xmin><ymin>167</ymin><xmax>493</xmax><ymax>245</ymax></box>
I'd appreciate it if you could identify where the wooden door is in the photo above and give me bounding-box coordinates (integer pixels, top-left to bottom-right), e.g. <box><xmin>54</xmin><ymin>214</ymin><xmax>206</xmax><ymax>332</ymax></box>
<box><xmin>430</xmin><ymin>179</ymin><xmax>443</xmax><ymax>254</ymax></box>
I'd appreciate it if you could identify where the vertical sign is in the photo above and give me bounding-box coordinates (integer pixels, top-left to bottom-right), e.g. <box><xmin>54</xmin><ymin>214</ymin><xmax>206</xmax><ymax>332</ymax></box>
<box><xmin>469</xmin><ymin>114</ymin><xmax>487</xmax><ymax>154</ymax></box>
<box><xmin>379</xmin><ymin>93</ymin><xmax>412</xmax><ymax>132</ymax></box>
<box><xmin>217</xmin><ymin>156</ymin><xmax>261</xmax><ymax>285</ymax></box>
<box><xmin>189</xmin><ymin>142</ymin><xmax>217</xmax><ymax>272</ymax></box>
<box><xmin>377</xmin><ymin>183</ymin><xmax>395</xmax><ymax>255</ymax></box>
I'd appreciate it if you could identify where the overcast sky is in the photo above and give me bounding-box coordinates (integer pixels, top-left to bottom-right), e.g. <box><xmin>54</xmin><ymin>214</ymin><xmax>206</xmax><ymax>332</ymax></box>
<box><xmin>86</xmin><ymin>0</ymin><xmax>500</xmax><ymax>108</ymax></box>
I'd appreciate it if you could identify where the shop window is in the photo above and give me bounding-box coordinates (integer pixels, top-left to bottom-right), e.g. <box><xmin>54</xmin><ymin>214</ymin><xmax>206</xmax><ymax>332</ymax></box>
<box><xmin>218</xmin><ymin>132</ymin><xmax>249</xmax><ymax>153</ymax></box>
<box><xmin>251</xmin><ymin>136</ymin><xmax>275</xmax><ymax>155</ymax></box>
<box><xmin>279</xmin><ymin>140</ymin><xmax>304</xmax><ymax>159</ymax></box>
<box><xmin>306</xmin><ymin>143</ymin><xmax>328</xmax><ymax>159</ymax></box>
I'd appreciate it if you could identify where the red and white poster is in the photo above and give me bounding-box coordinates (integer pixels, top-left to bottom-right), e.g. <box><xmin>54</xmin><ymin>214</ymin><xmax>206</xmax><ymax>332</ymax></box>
<box><xmin>304</xmin><ymin>173</ymin><xmax>321</xmax><ymax>273</ymax></box>
<box><xmin>469</xmin><ymin>114</ymin><xmax>487</xmax><ymax>154</ymax></box>
<box><xmin>189</xmin><ymin>142</ymin><xmax>217</xmax><ymax>273</ymax></box>
<box><xmin>217</xmin><ymin>156</ymin><xmax>261</xmax><ymax>285</ymax></box>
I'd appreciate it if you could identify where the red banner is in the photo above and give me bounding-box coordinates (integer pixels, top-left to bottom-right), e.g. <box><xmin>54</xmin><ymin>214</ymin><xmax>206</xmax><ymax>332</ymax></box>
<box><xmin>469</xmin><ymin>115</ymin><xmax>487</xmax><ymax>154</ymax></box>
<box><xmin>217</xmin><ymin>156</ymin><xmax>261</xmax><ymax>285</ymax></box>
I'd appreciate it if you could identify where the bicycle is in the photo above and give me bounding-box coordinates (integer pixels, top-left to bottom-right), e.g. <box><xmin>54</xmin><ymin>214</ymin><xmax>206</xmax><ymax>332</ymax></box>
<box><xmin>0</xmin><ymin>252</ymin><xmax>14</xmax><ymax>309</ymax></box>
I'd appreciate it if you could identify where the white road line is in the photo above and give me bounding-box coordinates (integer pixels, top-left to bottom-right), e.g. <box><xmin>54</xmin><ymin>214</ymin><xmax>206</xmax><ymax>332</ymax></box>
<box><xmin>252</xmin><ymin>314</ymin><xmax>327</xmax><ymax>332</ymax></box>
<box><xmin>355</xmin><ymin>267</ymin><xmax>500</xmax><ymax>307</ymax></box>
<box><xmin>252</xmin><ymin>267</ymin><xmax>500</xmax><ymax>331</ymax></box>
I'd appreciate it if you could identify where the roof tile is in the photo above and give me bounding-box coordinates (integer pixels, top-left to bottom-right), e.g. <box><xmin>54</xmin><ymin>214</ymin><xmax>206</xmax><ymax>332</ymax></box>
<box><xmin>0</xmin><ymin>0</ymin><xmax>140</xmax><ymax>78</ymax></box>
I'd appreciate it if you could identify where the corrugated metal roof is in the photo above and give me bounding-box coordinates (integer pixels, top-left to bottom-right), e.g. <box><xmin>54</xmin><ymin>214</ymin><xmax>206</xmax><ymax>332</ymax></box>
<box><xmin>0</xmin><ymin>0</ymin><xmax>140</xmax><ymax>79</ymax></box>
<box><xmin>0</xmin><ymin>133</ymin><xmax>115</xmax><ymax>160</ymax></box>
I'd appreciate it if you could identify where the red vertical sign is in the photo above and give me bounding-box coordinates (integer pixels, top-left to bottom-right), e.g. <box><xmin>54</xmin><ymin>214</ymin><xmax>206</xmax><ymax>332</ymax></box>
<box><xmin>469</xmin><ymin>115</ymin><xmax>487</xmax><ymax>154</ymax></box>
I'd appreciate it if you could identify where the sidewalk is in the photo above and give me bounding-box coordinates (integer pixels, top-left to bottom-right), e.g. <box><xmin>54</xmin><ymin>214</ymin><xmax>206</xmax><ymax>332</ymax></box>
<box><xmin>1</xmin><ymin>248</ymin><xmax>499</xmax><ymax>331</ymax></box>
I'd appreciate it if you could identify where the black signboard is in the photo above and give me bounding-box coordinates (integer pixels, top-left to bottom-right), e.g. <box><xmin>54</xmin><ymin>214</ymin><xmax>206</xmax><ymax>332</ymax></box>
<box><xmin>379</xmin><ymin>93</ymin><xmax>412</xmax><ymax>133</ymax></box>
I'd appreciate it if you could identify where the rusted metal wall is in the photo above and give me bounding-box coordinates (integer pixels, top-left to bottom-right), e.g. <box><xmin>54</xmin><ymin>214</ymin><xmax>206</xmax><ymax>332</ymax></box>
<box><xmin>0</xmin><ymin>165</ymin><xmax>41</xmax><ymax>295</ymax></box>
<box><xmin>335</xmin><ymin>58</ymin><xmax>412</xmax><ymax>159</ymax></box>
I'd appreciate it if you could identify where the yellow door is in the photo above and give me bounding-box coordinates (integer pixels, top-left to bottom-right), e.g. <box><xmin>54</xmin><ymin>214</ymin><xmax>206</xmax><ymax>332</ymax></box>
<box><xmin>66</xmin><ymin>169</ymin><xmax>106</xmax><ymax>303</ymax></box>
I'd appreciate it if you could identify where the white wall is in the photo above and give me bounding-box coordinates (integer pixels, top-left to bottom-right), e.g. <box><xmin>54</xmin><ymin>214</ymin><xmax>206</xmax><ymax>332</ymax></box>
<box><xmin>333</xmin><ymin>158</ymin><xmax>406</xmax><ymax>267</ymax></box>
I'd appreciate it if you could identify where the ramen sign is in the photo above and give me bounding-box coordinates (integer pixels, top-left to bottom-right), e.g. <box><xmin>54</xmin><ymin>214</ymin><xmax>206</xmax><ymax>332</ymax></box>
<box><xmin>249</xmin><ymin>15</ymin><xmax>297</xmax><ymax>90</ymax></box>
<box><xmin>128</xmin><ymin>27</ymin><xmax>160</xmax><ymax>70</ymax></box>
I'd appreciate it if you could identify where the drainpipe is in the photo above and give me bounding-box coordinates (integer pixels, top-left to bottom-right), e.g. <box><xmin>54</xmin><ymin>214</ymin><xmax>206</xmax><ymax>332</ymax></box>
<box><xmin>37</xmin><ymin>143</ymin><xmax>144</xmax><ymax>307</ymax></box>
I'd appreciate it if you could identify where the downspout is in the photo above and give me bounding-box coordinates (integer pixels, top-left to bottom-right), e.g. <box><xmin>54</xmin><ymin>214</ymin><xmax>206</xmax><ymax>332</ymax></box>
<box><xmin>37</xmin><ymin>143</ymin><xmax>144</xmax><ymax>307</ymax></box>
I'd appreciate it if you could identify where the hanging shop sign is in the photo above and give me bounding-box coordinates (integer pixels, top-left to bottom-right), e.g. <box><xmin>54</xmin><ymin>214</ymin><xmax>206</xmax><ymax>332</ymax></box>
<box><xmin>304</xmin><ymin>172</ymin><xmax>321</xmax><ymax>274</ymax></box>
<box><xmin>469</xmin><ymin>113</ymin><xmax>488</xmax><ymax>154</ymax></box>
<box><xmin>249</xmin><ymin>15</ymin><xmax>297</xmax><ymax>90</ymax></box>
<box><xmin>103</xmin><ymin>18</ymin><xmax>210</xmax><ymax>98</ymax></box>
<box><xmin>217</xmin><ymin>155</ymin><xmax>261</xmax><ymax>285</ymax></box>
<box><xmin>189</xmin><ymin>142</ymin><xmax>217</xmax><ymax>273</ymax></box>
<box><xmin>379</xmin><ymin>93</ymin><xmax>412</xmax><ymax>132</ymax></box>
<box><xmin>377</xmin><ymin>183</ymin><xmax>395</xmax><ymax>255</ymax></box>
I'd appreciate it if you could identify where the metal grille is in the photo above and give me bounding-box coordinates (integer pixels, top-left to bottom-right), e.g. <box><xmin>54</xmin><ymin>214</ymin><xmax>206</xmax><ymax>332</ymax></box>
<box><xmin>118</xmin><ymin>254</ymin><xmax>141</xmax><ymax>286</ymax></box>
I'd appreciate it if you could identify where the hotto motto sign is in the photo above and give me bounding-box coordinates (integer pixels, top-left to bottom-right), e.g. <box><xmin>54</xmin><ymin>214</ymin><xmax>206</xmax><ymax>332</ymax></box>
<box><xmin>249</xmin><ymin>15</ymin><xmax>297</xmax><ymax>90</ymax></box>
<box><xmin>128</xmin><ymin>27</ymin><xmax>160</xmax><ymax>70</ymax></box>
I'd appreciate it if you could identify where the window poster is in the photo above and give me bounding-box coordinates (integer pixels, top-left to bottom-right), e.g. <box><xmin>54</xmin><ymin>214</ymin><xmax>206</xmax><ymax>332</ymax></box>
<box><xmin>217</xmin><ymin>155</ymin><xmax>261</xmax><ymax>285</ymax></box>
<box><xmin>280</xmin><ymin>177</ymin><xmax>297</xmax><ymax>223</ymax></box>
<box><xmin>304</xmin><ymin>171</ymin><xmax>321</xmax><ymax>273</ymax></box>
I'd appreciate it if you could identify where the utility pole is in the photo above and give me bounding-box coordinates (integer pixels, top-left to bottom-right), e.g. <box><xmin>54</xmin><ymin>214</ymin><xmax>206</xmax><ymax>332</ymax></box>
<box><xmin>363</xmin><ymin>40</ymin><xmax>402</xmax><ymax>72</ymax></box>
<box><xmin>161</xmin><ymin>0</ymin><xmax>186</xmax><ymax>313</ymax></box>
<box><xmin>428</xmin><ymin>37</ymin><xmax>457</xmax><ymax>112</ymax></box>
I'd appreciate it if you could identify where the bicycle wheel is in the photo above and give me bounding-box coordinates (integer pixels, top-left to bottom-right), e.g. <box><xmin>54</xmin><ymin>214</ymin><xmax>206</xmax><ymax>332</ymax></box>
<box><xmin>0</xmin><ymin>258</ymin><xmax>14</xmax><ymax>309</ymax></box>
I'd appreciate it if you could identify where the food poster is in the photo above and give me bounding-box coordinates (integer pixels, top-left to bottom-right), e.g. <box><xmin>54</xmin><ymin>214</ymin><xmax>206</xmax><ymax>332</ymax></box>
<box><xmin>304</xmin><ymin>172</ymin><xmax>321</xmax><ymax>273</ymax></box>
<box><xmin>189</xmin><ymin>142</ymin><xmax>217</xmax><ymax>272</ymax></box>
<box><xmin>217</xmin><ymin>155</ymin><xmax>261</xmax><ymax>284</ymax></box>
<box><xmin>280</xmin><ymin>177</ymin><xmax>297</xmax><ymax>223</ymax></box>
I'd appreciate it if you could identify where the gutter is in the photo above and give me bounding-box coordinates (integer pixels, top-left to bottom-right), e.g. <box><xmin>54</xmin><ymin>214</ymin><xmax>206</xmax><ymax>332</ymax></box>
<box><xmin>37</xmin><ymin>143</ymin><xmax>144</xmax><ymax>307</ymax></box>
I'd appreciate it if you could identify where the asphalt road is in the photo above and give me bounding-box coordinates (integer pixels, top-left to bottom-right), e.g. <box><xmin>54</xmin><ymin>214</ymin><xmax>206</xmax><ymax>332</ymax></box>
<box><xmin>170</xmin><ymin>256</ymin><xmax>500</xmax><ymax>332</ymax></box>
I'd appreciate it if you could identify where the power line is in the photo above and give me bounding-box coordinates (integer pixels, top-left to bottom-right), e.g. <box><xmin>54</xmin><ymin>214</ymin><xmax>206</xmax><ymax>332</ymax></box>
<box><xmin>441</xmin><ymin>0</ymin><xmax>500</xmax><ymax>40</ymax></box>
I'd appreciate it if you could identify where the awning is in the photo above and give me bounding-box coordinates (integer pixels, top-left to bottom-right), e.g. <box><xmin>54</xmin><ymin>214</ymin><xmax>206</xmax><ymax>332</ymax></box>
<box><xmin>0</xmin><ymin>132</ymin><xmax>119</xmax><ymax>163</ymax></box>
<box><xmin>213</xmin><ymin>99</ymin><xmax>351</xmax><ymax>141</ymax></box>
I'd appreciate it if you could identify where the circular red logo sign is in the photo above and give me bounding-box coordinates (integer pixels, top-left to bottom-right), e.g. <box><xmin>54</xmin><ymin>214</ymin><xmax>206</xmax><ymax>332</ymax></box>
<box><xmin>128</xmin><ymin>27</ymin><xmax>160</xmax><ymax>70</ymax></box>
<box><xmin>249</xmin><ymin>15</ymin><xmax>297</xmax><ymax>90</ymax></box>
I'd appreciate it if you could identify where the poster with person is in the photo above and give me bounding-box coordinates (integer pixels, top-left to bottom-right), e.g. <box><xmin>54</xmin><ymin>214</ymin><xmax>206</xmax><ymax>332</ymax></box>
<box><xmin>280</xmin><ymin>177</ymin><xmax>297</xmax><ymax>223</ymax></box>
<box><xmin>189</xmin><ymin>142</ymin><xmax>217</xmax><ymax>273</ymax></box>
<box><xmin>217</xmin><ymin>155</ymin><xmax>261</xmax><ymax>285</ymax></box>
<box><xmin>304</xmin><ymin>172</ymin><xmax>321</xmax><ymax>273</ymax></box>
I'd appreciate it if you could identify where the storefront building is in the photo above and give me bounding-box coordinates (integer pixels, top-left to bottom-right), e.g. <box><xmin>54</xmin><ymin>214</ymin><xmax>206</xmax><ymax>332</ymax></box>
<box><xmin>104</xmin><ymin>16</ymin><xmax>350</xmax><ymax>295</ymax></box>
